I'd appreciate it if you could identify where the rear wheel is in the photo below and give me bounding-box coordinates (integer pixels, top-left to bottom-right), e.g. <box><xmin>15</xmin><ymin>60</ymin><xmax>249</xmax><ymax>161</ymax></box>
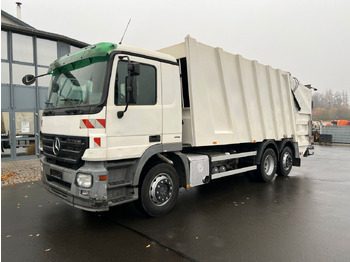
<box><xmin>140</xmin><ymin>163</ymin><xmax>179</xmax><ymax>217</ymax></box>
<box><xmin>277</xmin><ymin>146</ymin><xmax>293</xmax><ymax>177</ymax></box>
<box><xmin>257</xmin><ymin>148</ymin><xmax>277</xmax><ymax>182</ymax></box>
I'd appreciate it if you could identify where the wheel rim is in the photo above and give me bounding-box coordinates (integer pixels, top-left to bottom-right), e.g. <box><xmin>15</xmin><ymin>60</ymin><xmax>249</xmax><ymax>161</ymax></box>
<box><xmin>149</xmin><ymin>173</ymin><xmax>173</xmax><ymax>206</ymax></box>
<box><xmin>264</xmin><ymin>155</ymin><xmax>275</xmax><ymax>176</ymax></box>
<box><xmin>282</xmin><ymin>152</ymin><xmax>292</xmax><ymax>170</ymax></box>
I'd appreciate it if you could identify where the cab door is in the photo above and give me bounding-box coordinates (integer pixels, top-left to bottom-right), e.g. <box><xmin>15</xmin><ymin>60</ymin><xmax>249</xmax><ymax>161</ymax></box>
<box><xmin>105</xmin><ymin>55</ymin><xmax>162</xmax><ymax>160</ymax></box>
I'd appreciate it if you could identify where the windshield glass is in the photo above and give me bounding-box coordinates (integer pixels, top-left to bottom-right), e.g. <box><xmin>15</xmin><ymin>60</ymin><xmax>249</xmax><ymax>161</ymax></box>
<box><xmin>46</xmin><ymin>57</ymin><xmax>107</xmax><ymax>109</ymax></box>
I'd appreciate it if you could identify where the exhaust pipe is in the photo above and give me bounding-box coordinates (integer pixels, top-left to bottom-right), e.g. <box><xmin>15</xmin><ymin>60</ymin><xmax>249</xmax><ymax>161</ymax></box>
<box><xmin>16</xmin><ymin>2</ymin><xmax>22</xmax><ymax>20</ymax></box>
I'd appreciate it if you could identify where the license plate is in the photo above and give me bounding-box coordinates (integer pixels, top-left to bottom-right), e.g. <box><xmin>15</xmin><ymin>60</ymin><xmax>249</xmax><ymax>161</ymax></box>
<box><xmin>50</xmin><ymin>169</ymin><xmax>63</xmax><ymax>180</ymax></box>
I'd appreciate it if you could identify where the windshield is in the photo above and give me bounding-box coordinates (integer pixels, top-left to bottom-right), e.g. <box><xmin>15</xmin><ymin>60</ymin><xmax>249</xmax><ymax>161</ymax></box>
<box><xmin>46</xmin><ymin>57</ymin><xmax>107</xmax><ymax>109</ymax></box>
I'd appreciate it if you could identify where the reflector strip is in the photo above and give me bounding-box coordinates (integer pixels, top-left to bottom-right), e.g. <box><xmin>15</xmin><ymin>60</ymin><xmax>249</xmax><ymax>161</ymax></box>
<box><xmin>94</xmin><ymin>137</ymin><xmax>101</xmax><ymax>147</ymax></box>
<box><xmin>96</xmin><ymin>119</ymin><xmax>106</xmax><ymax>128</ymax></box>
<box><xmin>80</xmin><ymin>119</ymin><xmax>106</xmax><ymax>129</ymax></box>
<box><xmin>82</xmin><ymin>119</ymin><xmax>94</xmax><ymax>128</ymax></box>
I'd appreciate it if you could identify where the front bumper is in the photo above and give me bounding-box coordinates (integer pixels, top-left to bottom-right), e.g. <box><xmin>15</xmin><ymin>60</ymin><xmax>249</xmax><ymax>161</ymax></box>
<box><xmin>41</xmin><ymin>156</ymin><xmax>110</xmax><ymax>211</ymax></box>
<box><xmin>41</xmin><ymin>156</ymin><xmax>138</xmax><ymax>211</ymax></box>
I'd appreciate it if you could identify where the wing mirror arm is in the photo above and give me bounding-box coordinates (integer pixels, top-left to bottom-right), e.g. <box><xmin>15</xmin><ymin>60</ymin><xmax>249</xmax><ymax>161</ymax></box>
<box><xmin>22</xmin><ymin>72</ymin><xmax>51</xmax><ymax>85</ymax></box>
<box><xmin>117</xmin><ymin>56</ymin><xmax>140</xmax><ymax>119</ymax></box>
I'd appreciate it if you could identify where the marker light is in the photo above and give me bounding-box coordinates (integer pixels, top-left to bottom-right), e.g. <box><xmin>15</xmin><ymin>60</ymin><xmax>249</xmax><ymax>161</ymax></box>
<box><xmin>99</xmin><ymin>175</ymin><xmax>107</xmax><ymax>181</ymax></box>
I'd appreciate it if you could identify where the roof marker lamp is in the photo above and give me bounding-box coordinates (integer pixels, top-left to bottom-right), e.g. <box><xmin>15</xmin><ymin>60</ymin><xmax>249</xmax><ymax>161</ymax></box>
<box><xmin>76</xmin><ymin>173</ymin><xmax>92</xmax><ymax>188</ymax></box>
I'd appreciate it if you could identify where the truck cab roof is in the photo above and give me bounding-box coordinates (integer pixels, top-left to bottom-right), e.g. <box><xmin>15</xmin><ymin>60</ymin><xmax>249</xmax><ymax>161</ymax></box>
<box><xmin>48</xmin><ymin>42</ymin><xmax>177</xmax><ymax>73</ymax></box>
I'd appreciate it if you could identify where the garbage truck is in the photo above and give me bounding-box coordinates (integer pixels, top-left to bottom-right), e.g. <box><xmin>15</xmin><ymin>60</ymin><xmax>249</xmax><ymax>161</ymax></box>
<box><xmin>23</xmin><ymin>36</ymin><xmax>314</xmax><ymax>216</ymax></box>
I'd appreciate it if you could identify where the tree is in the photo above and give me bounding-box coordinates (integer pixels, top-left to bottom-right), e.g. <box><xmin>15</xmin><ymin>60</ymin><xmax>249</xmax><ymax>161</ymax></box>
<box><xmin>312</xmin><ymin>90</ymin><xmax>350</xmax><ymax>120</ymax></box>
<box><xmin>342</xmin><ymin>91</ymin><xmax>349</xmax><ymax>107</ymax></box>
<box><xmin>334</xmin><ymin>91</ymin><xmax>342</xmax><ymax>108</ymax></box>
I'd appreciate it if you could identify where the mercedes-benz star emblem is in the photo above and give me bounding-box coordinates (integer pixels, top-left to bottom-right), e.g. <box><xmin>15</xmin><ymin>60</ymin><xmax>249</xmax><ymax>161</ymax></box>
<box><xmin>53</xmin><ymin>137</ymin><xmax>61</xmax><ymax>156</ymax></box>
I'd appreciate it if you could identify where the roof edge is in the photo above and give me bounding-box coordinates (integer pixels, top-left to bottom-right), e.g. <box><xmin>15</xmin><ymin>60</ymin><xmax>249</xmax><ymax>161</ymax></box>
<box><xmin>1</xmin><ymin>10</ymin><xmax>35</xmax><ymax>29</ymax></box>
<box><xmin>1</xmin><ymin>22</ymin><xmax>88</xmax><ymax>48</ymax></box>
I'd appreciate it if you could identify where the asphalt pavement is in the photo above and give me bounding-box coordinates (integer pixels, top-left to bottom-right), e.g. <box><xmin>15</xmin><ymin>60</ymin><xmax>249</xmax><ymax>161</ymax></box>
<box><xmin>2</xmin><ymin>145</ymin><xmax>350</xmax><ymax>261</ymax></box>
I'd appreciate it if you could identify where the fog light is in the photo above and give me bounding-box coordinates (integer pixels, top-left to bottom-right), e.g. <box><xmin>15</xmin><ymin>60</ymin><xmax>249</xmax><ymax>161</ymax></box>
<box><xmin>81</xmin><ymin>190</ymin><xmax>90</xmax><ymax>196</ymax></box>
<box><xmin>76</xmin><ymin>173</ymin><xmax>92</xmax><ymax>188</ymax></box>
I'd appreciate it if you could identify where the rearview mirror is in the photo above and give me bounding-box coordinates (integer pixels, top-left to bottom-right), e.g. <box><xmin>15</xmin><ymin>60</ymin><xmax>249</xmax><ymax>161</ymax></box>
<box><xmin>128</xmin><ymin>62</ymin><xmax>140</xmax><ymax>76</ymax></box>
<box><xmin>117</xmin><ymin>57</ymin><xmax>140</xmax><ymax>119</ymax></box>
<box><xmin>126</xmin><ymin>76</ymin><xmax>136</xmax><ymax>104</ymax></box>
<box><xmin>52</xmin><ymin>83</ymin><xmax>59</xmax><ymax>93</ymax></box>
<box><xmin>22</xmin><ymin>74</ymin><xmax>36</xmax><ymax>85</ymax></box>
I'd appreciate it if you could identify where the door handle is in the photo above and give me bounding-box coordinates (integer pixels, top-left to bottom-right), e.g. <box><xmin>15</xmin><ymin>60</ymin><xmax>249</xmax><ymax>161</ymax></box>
<box><xmin>149</xmin><ymin>135</ymin><xmax>160</xmax><ymax>143</ymax></box>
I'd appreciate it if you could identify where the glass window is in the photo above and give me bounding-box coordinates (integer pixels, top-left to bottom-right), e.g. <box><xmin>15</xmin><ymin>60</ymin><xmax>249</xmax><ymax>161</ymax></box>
<box><xmin>1</xmin><ymin>112</ymin><xmax>10</xmax><ymax>137</ymax></box>
<box><xmin>12</xmin><ymin>64</ymin><xmax>35</xmax><ymax>85</ymax></box>
<box><xmin>115</xmin><ymin>61</ymin><xmax>156</xmax><ymax>105</ymax></box>
<box><xmin>37</xmin><ymin>67</ymin><xmax>51</xmax><ymax>87</ymax></box>
<box><xmin>15</xmin><ymin>112</ymin><xmax>35</xmax><ymax>137</ymax></box>
<box><xmin>39</xmin><ymin>87</ymin><xmax>49</xmax><ymax>109</ymax></box>
<box><xmin>12</xmin><ymin>33</ymin><xmax>34</xmax><ymax>63</ymax></box>
<box><xmin>37</xmin><ymin>38</ymin><xmax>57</xmax><ymax>66</ymax></box>
<box><xmin>57</xmin><ymin>42</ymin><xmax>70</xmax><ymax>58</ymax></box>
<box><xmin>46</xmin><ymin>58</ymin><xmax>107</xmax><ymax>109</ymax></box>
<box><xmin>2</xmin><ymin>31</ymin><xmax>8</xmax><ymax>60</ymax></box>
<box><xmin>1</xmin><ymin>62</ymin><xmax>10</xmax><ymax>84</ymax></box>
<box><xmin>1</xmin><ymin>142</ymin><xmax>11</xmax><ymax>158</ymax></box>
<box><xmin>70</xmin><ymin>46</ymin><xmax>80</xmax><ymax>54</ymax></box>
<box><xmin>16</xmin><ymin>140</ymin><xmax>36</xmax><ymax>157</ymax></box>
<box><xmin>1</xmin><ymin>85</ymin><xmax>11</xmax><ymax>109</ymax></box>
<box><xmin>1</xmin><ymin>111</ymin><xmax>11</xmax><ymax>158</ymax></box>
<box><xmin>14</xmin><ymin>86</ymin><xmax>36</xmax><ymax>109</ymax></box>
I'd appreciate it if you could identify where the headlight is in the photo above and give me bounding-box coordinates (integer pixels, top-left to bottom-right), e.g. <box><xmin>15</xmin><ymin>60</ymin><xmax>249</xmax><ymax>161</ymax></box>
<box><xmin>76</xmin><ymin>173</ymin><xmax>92</xmax><ymax>188</ymax></box>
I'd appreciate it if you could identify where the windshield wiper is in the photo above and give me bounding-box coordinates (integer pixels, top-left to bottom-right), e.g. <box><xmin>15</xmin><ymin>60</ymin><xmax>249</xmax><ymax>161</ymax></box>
<box><xmin>44</xmin><ymin>102</ymin><xmax>55</xmax><ymax>115</ymax></box>
<box><xmin>61</xmin><ymin>98</ymin><xmax>82</xmax><ymax>114</ymax></box>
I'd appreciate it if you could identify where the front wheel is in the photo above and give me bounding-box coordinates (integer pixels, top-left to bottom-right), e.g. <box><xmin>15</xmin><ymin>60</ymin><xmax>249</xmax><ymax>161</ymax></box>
<box><xmin>277</xmin><ymin>147</ymin><xmax>293</xmax><ymax>177</ymax></box>
<box><xmin>140</xmin><ymin>163</ymin><xmax>179</xmax><ymax>217</ymax></box>
<box><xmin>257</xmin><ymin>148</ymin><xmax>277</xmax><ymax>182</ymax></box>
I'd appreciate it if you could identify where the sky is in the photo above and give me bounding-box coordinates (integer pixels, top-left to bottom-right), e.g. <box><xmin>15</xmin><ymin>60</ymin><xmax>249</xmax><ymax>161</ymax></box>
<box><xmin>1</xmin><ymin>0</ymin><xmax>350</xmax><ymax>93</ymax></box>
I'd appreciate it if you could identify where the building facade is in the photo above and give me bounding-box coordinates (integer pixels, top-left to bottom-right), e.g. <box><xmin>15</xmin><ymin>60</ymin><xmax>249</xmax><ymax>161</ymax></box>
<box><xmin>1</xmin><ymin>10</ymin><xmax>87</xmax><ymax>161</ymax></box>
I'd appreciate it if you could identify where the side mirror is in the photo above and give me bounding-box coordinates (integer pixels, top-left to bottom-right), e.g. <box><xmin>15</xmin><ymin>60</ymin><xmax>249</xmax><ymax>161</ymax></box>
<box><xmin>128</xmin><ymin>62</ymin><xmax>140</xmax><ymax>76</ymax></box>
<box><xmin>125</xmin><ymin>76</ymin><xmax>136</xmax><ymax>104</ymax></box>
<box><xmin>22</xmin><ymin>74</ymin><xmax>36</xmax><ymax>85</ymax></box>
<box><xmin>52</xmin><ymin>83</ymin><xmax>59</xmax><ymax>93</ymax></box>
<box><xmin>117</xmin><ymin>59</ymin><xmax>140</xmax><ymax>119</ymax></box>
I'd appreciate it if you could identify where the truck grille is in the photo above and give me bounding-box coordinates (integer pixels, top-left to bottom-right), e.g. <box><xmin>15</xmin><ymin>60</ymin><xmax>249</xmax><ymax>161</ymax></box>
<box><xmin>42</xmin><ymin>134</ymin><xmax>89</xmax><ymax>169</ymax></box>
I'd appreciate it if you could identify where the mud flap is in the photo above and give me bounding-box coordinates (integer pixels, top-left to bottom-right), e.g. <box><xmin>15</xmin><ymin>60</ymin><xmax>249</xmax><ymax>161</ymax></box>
<box><xmin>303</xmin><ymin>145</ymin><xmax>314</xmax><ymax>157</ymax></box>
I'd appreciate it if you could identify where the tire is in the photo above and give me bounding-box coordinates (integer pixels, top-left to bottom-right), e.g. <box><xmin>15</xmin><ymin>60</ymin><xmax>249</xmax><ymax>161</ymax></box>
<box><xmin>139</xmin><ymin>163</ymin><xmax>179</xmax><ymax>217</ymax></box>
<box><xmin>257</xmin><ymin>148</ymin><xmax>277</xmax><ymax>182</ymax></box>
<box><xmin>277</xmin><ymin>146</ymin><xmax>293</xmax><ymax>177</ymax></box>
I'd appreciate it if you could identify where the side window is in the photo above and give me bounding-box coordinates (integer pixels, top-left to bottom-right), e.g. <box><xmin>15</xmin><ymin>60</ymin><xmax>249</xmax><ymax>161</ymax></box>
<box><xmin>115</xmin><ymin>60</ymin><xmax>156</xmax><ymax>105</ymax></box>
